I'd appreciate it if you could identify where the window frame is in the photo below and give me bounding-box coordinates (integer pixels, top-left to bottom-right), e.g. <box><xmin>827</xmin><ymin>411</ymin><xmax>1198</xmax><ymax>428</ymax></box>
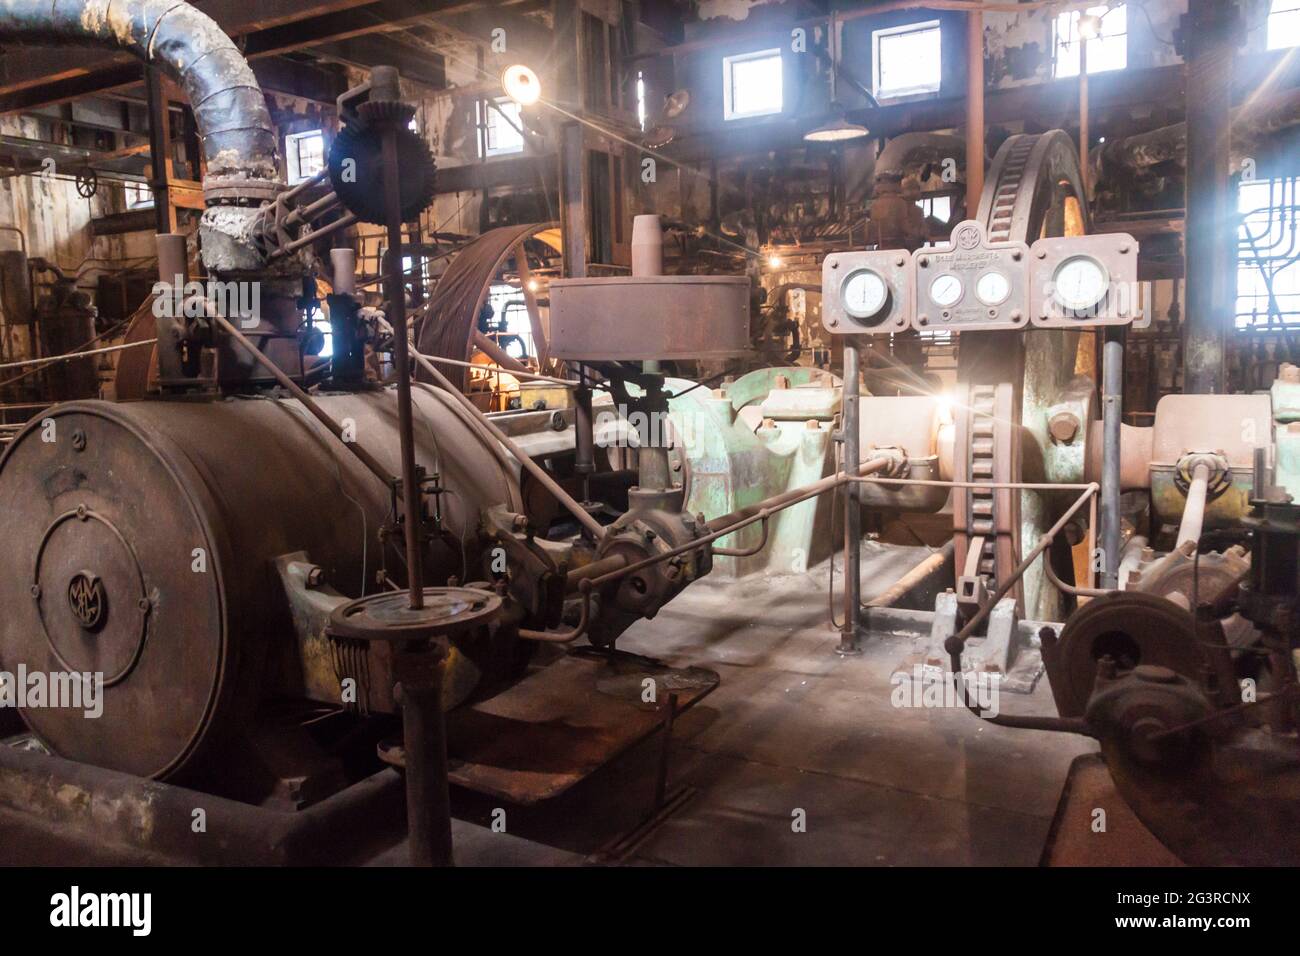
<box><xmin>1268</xmin><ymin>0</ymin><xmax>1300</xmax><ymax>51</ymax></box>
<box><xmin>872</xmin><ymin>19</ymin><xmax>943</xmax><ymax>102</ymax></box>
<box><xmin>1052</xmin><ymin>4</ymin><xmax>1128</xmax><ymax>79</ymax></box>
<box><xmin>285</xmin><ymin>129</ymin><xmax>326</xmax><ymax>185</ymax></box>
<box><xmin>722</xmin><ymin>47</ymin><xmax>784</xmax><ymax>121</ymax></box>
<box><xmin>478</xmin><ymin>97</ymin><xmax>525</xmax><ymax>158</ymax></box>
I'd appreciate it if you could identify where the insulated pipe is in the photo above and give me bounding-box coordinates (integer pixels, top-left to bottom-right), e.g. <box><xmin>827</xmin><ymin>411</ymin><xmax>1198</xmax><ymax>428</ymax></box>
<box><xmin>1176</xmin><ymin>461</ymin><xmax>1212</xmax><ymax>550</ymax></box>
<box><xmin>0</xmin><ymin>0</ymin><xmax>281</xmax><ymax>203</ymax></box>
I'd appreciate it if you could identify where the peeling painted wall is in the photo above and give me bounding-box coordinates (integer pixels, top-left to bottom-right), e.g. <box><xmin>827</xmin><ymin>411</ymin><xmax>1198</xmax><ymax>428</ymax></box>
<box><xmin>0</xmin><ymin>114</ymin><xmax>141</xmax><ymax>373</ymax></box>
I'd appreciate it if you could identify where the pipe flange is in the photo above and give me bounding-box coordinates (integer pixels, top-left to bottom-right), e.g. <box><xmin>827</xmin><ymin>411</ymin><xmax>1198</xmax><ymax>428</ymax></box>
<box><xmin>1174</xmin><ymin>451</ymin><xmax>1232</xmax><ymax>501</ymax></box>
<box><xmin>203</xmin><ymin>177</ymin><xmax>285</xmax><ymax>205</ymax></box>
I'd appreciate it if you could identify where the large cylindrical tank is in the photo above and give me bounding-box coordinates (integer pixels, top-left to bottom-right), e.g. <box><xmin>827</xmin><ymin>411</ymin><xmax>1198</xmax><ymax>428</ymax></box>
<box><xmin>0</xmin><ymin>385</ymin><xmax>519</xmax><ymax>782</ymax></box>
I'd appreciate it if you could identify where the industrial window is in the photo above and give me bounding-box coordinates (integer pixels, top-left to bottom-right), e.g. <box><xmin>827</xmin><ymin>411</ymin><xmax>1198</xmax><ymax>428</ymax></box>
<box><xmin>285</xmin><ymin>130</ymin><xmax>325</xmax><ymax>184</ymax></box>
<box><xmin>1269</xmin><ymin>0</ymin><xmax>1300</xmax><ymax>49</ymax></box>
<box><xmin>479</xmin><ymin>97</ymin><xmax>525</xmax><ymax>157</ymax></box>
<box><xmin>723</xmin><ymin>49</ymin><xmax>783</xmax><ymax>120</ymax></box>
<box><xmin>1053</xmin><ymin>4</ymin><xmax>1127</xmax><ymax>78</ymax></box>
<box><xmin>873</xmin><ymin>20</ymin><xmax>942</xmax><ymax>100</ymax></box>
<box><xmin>1236</xmin><ymin>176</ymin><xmax>1300</xmax><ymax>329</ymax></box>
<box><xmin>124</xmin><ymin>181</ymin><xmax>153</xmax><ymax>209</ymax></box>
<box><xmin>916</xmin><ymin>194</ymin><xmax>952</xmax><ymax>224</ymax></box>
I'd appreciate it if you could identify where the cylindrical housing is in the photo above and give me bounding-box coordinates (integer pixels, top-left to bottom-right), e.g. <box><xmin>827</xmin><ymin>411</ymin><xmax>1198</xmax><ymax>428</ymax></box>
<box><xmin>0</xmin><ymin>387</ymin><xmax>518</xmax><ymax>782</ymax></box>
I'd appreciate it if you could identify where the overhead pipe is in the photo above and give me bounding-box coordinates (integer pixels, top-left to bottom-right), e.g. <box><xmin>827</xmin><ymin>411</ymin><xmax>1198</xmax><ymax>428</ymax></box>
<box><xmin>0</xmin><ymin>0</ymin><xmax>284</xmax><ymax>270</ymax></box>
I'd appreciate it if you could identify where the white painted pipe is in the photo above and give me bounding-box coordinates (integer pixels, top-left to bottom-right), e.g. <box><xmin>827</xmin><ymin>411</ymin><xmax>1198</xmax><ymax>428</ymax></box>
<box><xmin>1176</xmin><ymin>462</ymin><xmax>1211</xmax><ymax>550</ymax></box>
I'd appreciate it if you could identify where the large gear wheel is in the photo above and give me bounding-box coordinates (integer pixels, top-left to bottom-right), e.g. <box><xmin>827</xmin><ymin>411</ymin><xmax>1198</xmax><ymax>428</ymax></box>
<box><xmin>328</xmin><ymin>118</ymin><xmax>437</xmax><ymax>225</ymax></box>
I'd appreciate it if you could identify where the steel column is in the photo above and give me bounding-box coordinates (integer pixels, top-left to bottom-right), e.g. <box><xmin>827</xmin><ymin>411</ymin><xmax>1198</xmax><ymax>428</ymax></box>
<box><xmin>839</xmin><ymin>339</ymin><xmax>862</xmax><ymax>654</ymax></box>
<box><xmin>1099</xmin><ymin>326</ymin><xmax>1124</xmax><ymax>587</ymax></box>
<box><xmin>1181</xmin><ymin>0</ymin><xmax>1238</xmax><ymax>394</ymax></box>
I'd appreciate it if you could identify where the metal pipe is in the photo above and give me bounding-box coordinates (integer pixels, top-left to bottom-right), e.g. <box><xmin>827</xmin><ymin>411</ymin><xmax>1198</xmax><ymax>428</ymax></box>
<box><xmin>212</xmin><ymin>314</ymin><xmax>394</xmax><ymax>487</ymax></box>
<box><xmin>1100</xmin><ymin>327</ymin><xmax>1124</xmax><ymax>587</ymax></box>
<box><xmin>865</xmin><ymin>541</ymin><xmax>955</xmax><ymax>608</ymax></box>
<box><xmin>396</xmin><ymin>641</ymin><xmax>453</xmax><ymax>866</ymax></box>
<box><xmin>415</xmin><ymin>349</ymin><xmax>578</xmax><ymax>388</ymax></box>
<box><xmin>0</xmin><ymin>0</ymin><xmax>280</xmax><ymax>202</ymax></box>
<box><xmin>840</xmin><ymin>341</ymin><xmax>863</xmax><ymax>653</ymax></box>
<box><xmin>947</xmin><ymin>483</ymin><xmax>1099</xmax><ymax>653</ymax></box>
<box><xmin>381</xmin><ymin>112</ymin><xmax>426</xmax><ymax>610</ymax></box>
<box><xmin>154</xmin><ymin>233</ymin><xmax>187</xmax><ymax>383</ymax></box>
<box><xmin>574</xmin><ymin>372</ymin><xmax>596</xmax><ymax>502</ymax></box>
<box><xmin>965</xmin><ymin>6</ymin><xmax>985</xmax><ymax>216</ymax></box>
<box><xmin>405</xmin><ymin>339</ymin><xmax>607</xmax><ymax>541</ymax></box>
<box><xmin>1176</xmin><ymin>461</ymin><xmax>1212</xmax><ymax>549</ymax></box>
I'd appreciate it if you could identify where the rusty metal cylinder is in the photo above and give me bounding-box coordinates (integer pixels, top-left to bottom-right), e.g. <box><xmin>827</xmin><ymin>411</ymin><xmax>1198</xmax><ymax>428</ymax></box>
<box><xmin>0</xmin><ymin>388</ymin><xmax>518</xmax><ymax>783</ymax></box>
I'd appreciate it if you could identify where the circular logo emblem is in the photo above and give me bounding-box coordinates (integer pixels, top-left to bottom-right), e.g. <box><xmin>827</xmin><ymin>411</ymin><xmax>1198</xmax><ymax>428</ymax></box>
<box><xmin>955</xmin><ymin>223</ymin><xmax>982</xmax><ymax>250</ymax></box>
<box><xmin>67</xmin><ymin>572</ymin><xmax>106</xmax><ymax>631</ymax></box>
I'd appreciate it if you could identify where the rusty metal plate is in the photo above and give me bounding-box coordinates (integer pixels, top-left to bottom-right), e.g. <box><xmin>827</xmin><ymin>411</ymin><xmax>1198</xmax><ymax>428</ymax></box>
<box><xmin>440</xmin><ymin>650</ymin><xmax>718</xmax><ymax>804</ymax></box>
<box><xmin>911</xmin><ymin>220</ymin><xmax>1031</xmax><ymax>333</ymax></box>
<box><xmin>1028</xmin><ymin>233</ymin><xmax>1140</xmax><ymax>328</ymax></box>
<box><xmin>547</xmin><ymin>276</ymin><xmax>750</xmax><ymax>361</ymax></box>
<box><xmin>821</xmin><ymin>249</ymin><xmax>911</xmax><ymax>335</ymax></box>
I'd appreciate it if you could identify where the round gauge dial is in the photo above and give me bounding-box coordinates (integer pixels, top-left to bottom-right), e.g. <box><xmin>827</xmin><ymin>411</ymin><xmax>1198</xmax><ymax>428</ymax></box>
<box><xmin>1053</xmin><ymin>255</ymin><xmax>1109</xmax><ymax>313</ymax></box>
<box><xmin>929</xmin><ymin>273</ymin><xmax>964</xmax><ymax>308</ymax></box>
<box><xmin>976</xmin><ymin>271</ymin><xmax>1011</xmax><ymax>306</ymax></box>
<box><xmin>842</xmin><ymin>269</ymin><xmax>890</xmax><ymax>321</ymax></box>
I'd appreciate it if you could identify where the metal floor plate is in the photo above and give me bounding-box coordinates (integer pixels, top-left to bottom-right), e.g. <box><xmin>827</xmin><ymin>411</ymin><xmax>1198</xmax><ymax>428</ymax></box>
<box><xmin>442</xmin><ymin>649</ymin><xmax>719</xmax><ymax>805</ymax></box>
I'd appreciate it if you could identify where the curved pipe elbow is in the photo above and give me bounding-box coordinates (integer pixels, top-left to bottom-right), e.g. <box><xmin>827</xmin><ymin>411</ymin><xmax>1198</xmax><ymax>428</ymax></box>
<box><xmin>0</xmin><ymin>0</ymin><xmax>282</xmax><ymax>205</ymax></box>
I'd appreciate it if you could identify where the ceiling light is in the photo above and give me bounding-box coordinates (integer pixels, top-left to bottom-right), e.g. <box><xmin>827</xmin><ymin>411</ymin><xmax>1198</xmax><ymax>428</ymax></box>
<box><xmin>767</xmin><ymin>255</ymin><xmax>782</xmax><ymax>269</ymax></box>
<box><xmin>502</xmin><ymin>64</ymin><xmax>541</xmax><ymax>106</ymax></box>
<box><xmin>804</xmin><ymin>112</ymin><xmax>870</xmax><ymax>143</ymax></box>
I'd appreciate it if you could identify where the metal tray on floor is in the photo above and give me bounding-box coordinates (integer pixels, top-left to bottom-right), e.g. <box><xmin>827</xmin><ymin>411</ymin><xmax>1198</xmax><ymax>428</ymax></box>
<box><xmin>441</xmin><ymin>649</ymin><xmax>718</xmax><ymax>805</ymax></box>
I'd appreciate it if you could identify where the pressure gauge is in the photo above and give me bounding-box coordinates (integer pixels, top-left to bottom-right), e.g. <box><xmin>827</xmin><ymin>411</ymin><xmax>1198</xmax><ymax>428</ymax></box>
<box><xmin>842</xmin><ymin>268</ymin><xmax>890</xmax><ymax>321</ymax></box>
<box><xmin>929</xmin><ymin>273</ymin><xmax>964</xmax><ymax>308</ymax></box>
<box><xmin>976</xmin><ymin>271</ymin><xmax>1011</xmax><ymax>306</ymax></box>
<box><xmin>1052</xmin><ymin>255</ymin><xmax>1109</xmax><ymax>313</ymax></box>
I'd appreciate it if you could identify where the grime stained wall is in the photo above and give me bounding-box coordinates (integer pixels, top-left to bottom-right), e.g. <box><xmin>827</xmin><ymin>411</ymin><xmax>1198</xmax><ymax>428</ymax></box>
<box><xmin>0</xmin><ymin>114</ymin><xmax>144</xmax><ymax>374</ymax></box>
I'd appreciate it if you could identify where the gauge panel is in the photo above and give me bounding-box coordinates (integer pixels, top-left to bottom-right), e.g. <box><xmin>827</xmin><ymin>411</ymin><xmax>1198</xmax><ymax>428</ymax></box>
<box><xmin>1029</xmin><ymin>233</ymin><xmax>1141</xmax><ymax>328</ymax></box>
<box><xmin>822</xmin><ymin>250</ymin><xmax>910</xmax><ymax>334</ymax></box>
<box><xmin>910</xmin><ymin>220</ymin><xmax>1031</xmax><ymax>332</ymax></box>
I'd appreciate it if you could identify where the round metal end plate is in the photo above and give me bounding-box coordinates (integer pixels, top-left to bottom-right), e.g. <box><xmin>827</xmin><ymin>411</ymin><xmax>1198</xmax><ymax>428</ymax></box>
<box><xmin>0</xmin><ymin>403</ymin><xmax>225</xmax><ymax>780</ymax></box>
<box><xmin>328</xmin><ymin>587</ymin><xmax>502</xmax><ymax>642</ymax></box>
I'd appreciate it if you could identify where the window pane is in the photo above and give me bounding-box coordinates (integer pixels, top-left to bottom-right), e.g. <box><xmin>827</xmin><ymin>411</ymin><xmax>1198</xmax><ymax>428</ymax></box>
<box><xmin>482</xmin><ymin>98</ymin><xmax>524</xmax><ymax>157</ymax></box>
<box><xmin>1236</xmin><ymin>176</ymin><xmax>1300</xmax><ymax>328</ymax></box>
<box><xmin>1269</xmin><ymin>0</ymin><xmax>1300</xmax><ymax>49</ymax></box>
<box><xmin>876</xmin><ymin>22</ymin><xmax>942</xmax><ymax>99</ymax></box>
<box><xmin>1055</xmin><ymin>4</ymin><xmax>1127</xmax><ymax>78</ymax></box>
<box><xmin>286</xmin><ymin>130</ymin><xmax>325</xmax><ymax>184</ymax></box>
<box><xmin>724</xmin><ymin>50</ymin><xmax>782</xmax><ymax>119</ymax></box>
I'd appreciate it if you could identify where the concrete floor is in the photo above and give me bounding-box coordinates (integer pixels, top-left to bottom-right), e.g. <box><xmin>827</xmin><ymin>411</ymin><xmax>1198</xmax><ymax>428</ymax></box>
<box><xmin>447</xmin><ymin>544</ymin><xmax>1097</xmax><ymax>866</ymax></box>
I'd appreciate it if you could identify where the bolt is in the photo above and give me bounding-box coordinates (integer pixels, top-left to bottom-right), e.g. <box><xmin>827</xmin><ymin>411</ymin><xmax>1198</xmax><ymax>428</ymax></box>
<box><xmin>138</xmin><ymin>597</ymin><xmax>151</xmax><ymax>611</ymax></box>
<box><xmin>1010</xmin><ymin>309</ymin><xmax>1023</xmax><ymax>322</ymax></box>
<box><xmin>1011</xmin><ymin>250</ymin><xmax>1022</xmax><ymax>261</ymax></box>
<box><xmin>830</xmin><ymin>260</ymin><xmax>839</xmax><ymax>269</ymax></box>
<box><xmin>1048</xmin><ymin>412</ymin><xmax>1080</xmax><ymax>444</ymax></box>
<box><xmin>895</xmin><ymin>256</ymin><xmax>906</xmax><ymax>267</ymax></box>
<box><xmin>1036</xmin><ymin>249</ymin><xmax>1047</xmax><ymax>259</ymax></box>
<box><xmin>918</xmin><ymin>256</ymin><xmax>930</xmax><ymax>268</ymax></box>
<box><xmin>1119</xmin><ymin>244</ymin><xmax>1131</xmax><ymax>254</ymax></box>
